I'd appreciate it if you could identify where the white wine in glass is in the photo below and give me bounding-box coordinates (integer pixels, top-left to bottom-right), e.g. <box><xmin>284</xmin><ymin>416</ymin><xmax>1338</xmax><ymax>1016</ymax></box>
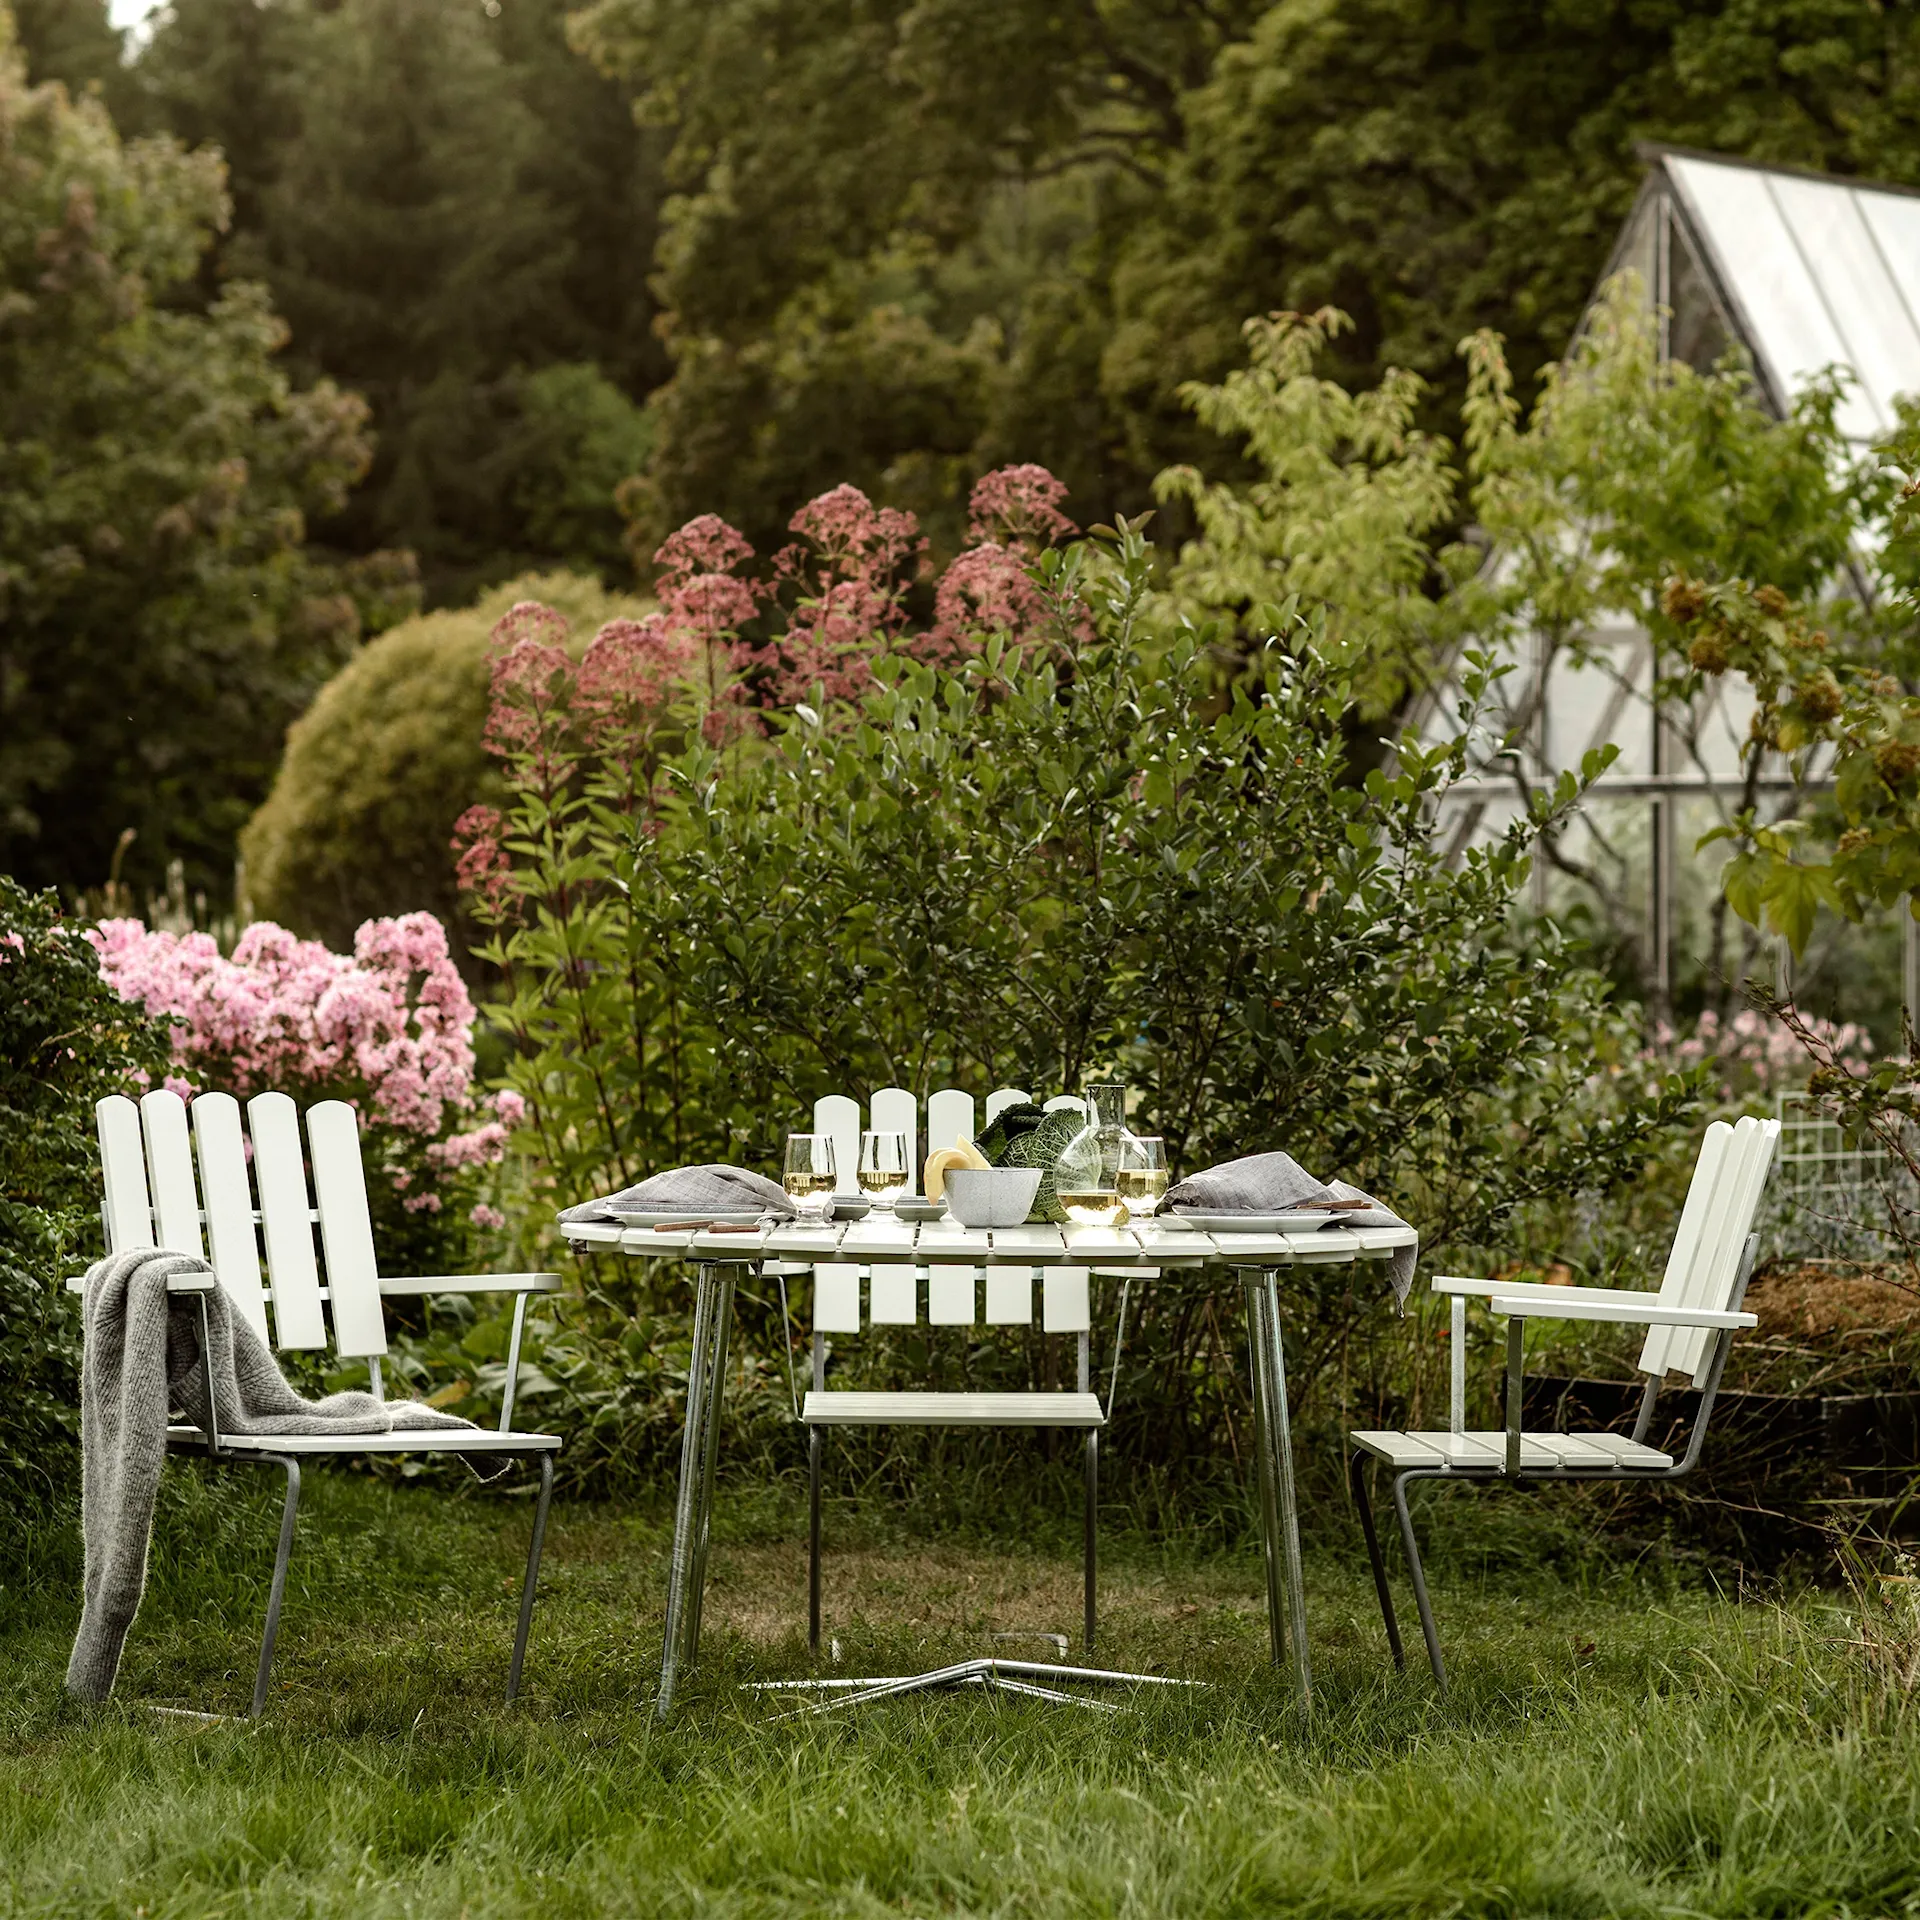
<box><xmin>857</xmin><ymin>1129</ymin><xmax>910</xmax><ymax>1209</ymax></box>
<box><xmin>1115</xmin><ymin>1137</ymin><xmax>1168</xmax><ymax>1215</ymax></box>
<box><xmin>1058</xmin><ymin>1189</ymin><xmax>1130</xmax><ymax>1227</ymax></box>
<box><xmin>783</xmin><ymin>1134</ymin><xmax>838</xmax><ymax>1221</ymax></box>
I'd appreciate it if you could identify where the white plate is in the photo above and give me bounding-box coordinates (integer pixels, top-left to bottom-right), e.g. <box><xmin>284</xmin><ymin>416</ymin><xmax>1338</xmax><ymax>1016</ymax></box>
<box><xmin>1172</xmin><ymin>1210</ymin><xmax>1342</xmax><ymax>1233</ymax></box>
<box><xmin>609</xmin><ymin>1208</ymin><xmax>768</xmax><ymax>1227</ymax></box>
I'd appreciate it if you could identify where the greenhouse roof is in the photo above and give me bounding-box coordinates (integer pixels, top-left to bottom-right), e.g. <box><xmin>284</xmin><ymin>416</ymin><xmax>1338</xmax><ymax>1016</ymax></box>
<box><xmin>1615</xmin><ymin>149</ymin><xmax>1920</xmax><ymax>445</ymax></box>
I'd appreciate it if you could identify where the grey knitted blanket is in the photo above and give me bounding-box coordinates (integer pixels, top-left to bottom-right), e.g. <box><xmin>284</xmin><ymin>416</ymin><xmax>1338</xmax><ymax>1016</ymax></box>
<box><xmin>67</xmin><ymin>1247</ymin><xmax>473</xmax><ymax>1704</ymax></box>
<box><xmin>1164</xmin><ymin>1151</ymin><xmax>1419</xmax><ymax>1304</ymax></box>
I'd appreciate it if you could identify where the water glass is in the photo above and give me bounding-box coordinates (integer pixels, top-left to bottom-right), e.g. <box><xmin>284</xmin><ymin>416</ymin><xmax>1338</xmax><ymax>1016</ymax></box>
<box><xmin>857</xmin><ymin>1130</ymin><xmax>910</xmax><ymax>1209</ymax></box>
<box><xmin>783</xmin><ymin>1133</ymin><xmax>838</xmax><ymax>1222</ymax></box>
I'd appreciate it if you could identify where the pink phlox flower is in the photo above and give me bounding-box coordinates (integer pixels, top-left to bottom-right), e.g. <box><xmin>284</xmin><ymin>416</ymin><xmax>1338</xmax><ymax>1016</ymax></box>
<box><xmin>966</xmin><ymin>464</ymin><xmax>1075</xmax><ymax>550</ymax></box>
<box><xmin>403</xmin><ymin>1191</ymin><xmax>444</xmax><ymax>1214</ymax></box>
<box><xmin>483</xmin><ymin>602</ymin><xmax>577</xmax><ymax>788</ymax></box>
<box><xmin>493</xmin><ymin>1087</ymin><xmax>528</xmax><ymax>1126</ymax></box>
<box><xmin>471</xmin><ymin>1202</ymin><xmax>508</xmax><ymax>1230</ymax></box>
<box><xmin>427</xmin><ymin>1119</ymin><xmax>508</xmax><ymax>1170</ymax></box>
<box><xmin>0</xmin><ymin>930</ymin><xmax>23</xmax><ymax>960</ymax></box>
<box><xmin>930</xmin><ymin>542</ymin><xmax>1049</xmax><ymax>653</ymax></box>
<box><xmin>452</xmin><ymin>805</ymin><xmax>511</xmax><ymax>914</ymax></box>
<box><xmin>654</xmin><ymin>514</ymin><xmax>754</xmax><ymax>589</ymax></box>
<box><xmin>785</xmin><ymin>485</ymin><xmax>925</xmax><ymax>598</ymax></box>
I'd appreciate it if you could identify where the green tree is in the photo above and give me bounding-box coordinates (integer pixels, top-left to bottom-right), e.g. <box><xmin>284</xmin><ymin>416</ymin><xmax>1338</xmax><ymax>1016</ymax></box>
<box><xmin>133</xmin><ymin>0</ymin><xmax>668</xmax><ymax>599</ymax></box>
<box><xmin>0</xmin><ymin>10</ymin><xmax>381</xmax><ymax>902</ymax></box>
<box><xmin>578</xmin><ymin>0</ymin><xmax>1920</xmax><ymax>550</ymax></box>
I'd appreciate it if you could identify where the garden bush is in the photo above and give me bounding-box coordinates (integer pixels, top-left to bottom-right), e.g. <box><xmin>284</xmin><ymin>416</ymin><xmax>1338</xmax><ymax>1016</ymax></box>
<box><xmin>241</xmin><ymin>570</ymin><xmax>650</xmax><ymax>954</ymax></box>
<box><xmin>436</xmin><ymin>474</ymin><xmax>1700</xmax><ymax>1502</ymax></box>
<box><xmin>0</xmin><ymin>879</ymin><xmax>171</xmax><ymax>1509</ymax></box>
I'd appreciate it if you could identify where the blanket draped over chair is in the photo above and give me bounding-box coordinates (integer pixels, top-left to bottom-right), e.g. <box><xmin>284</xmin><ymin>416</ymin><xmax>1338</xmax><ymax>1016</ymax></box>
<box><xmin>66</xmin><ymin>1246</ymin><xmax>472</xmax><ymax>1703</ymax></box>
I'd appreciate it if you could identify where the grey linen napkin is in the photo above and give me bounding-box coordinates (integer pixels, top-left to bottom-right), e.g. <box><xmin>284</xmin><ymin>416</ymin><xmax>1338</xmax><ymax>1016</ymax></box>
<box><xmin>557</xmin><ymin>1163</ymin><xmax>793</xmax><ymax>1225</ymax></box>
<box><xmin>1164</xmin><ymin>1151</ymin><xmax>1418</xmax><ymax>1304</ymax></box>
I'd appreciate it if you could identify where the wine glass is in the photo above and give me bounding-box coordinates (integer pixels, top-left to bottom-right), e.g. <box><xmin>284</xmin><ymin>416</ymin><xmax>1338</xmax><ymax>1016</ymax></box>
<box><xmin>783</xmin><ymin>1133</ymin><xmax>838</xmax><ymax>1222</ymax></box>
<box><xmin>1116</xmin><ymin>1136</ymin><xmax>1169</xmax><ymax>1217</ymax></box>
<box><xmin>857</xmin><ymin>1130</ymin><xmax>910</xmax><ymax>1210</ymax></box>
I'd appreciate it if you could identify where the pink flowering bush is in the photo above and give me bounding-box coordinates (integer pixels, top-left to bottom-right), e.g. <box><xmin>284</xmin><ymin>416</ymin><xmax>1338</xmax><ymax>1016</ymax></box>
<box><xmin>90</xmin><ymin>911</ymin><xmax>518</xmax><ymax>1272</ymax></box>
<box><xmin>454</xmin><ymin>464</ymin><xmax>1079</xmax><ymax>1218</ymax></box>
<box><xmin>1650</xmin><ymin>1006</ymin><xmax>1873</xmax><ymax>1103</ymax></box>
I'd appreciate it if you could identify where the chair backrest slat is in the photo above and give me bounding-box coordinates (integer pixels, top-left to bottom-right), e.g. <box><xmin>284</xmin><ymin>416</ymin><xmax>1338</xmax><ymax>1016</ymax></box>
<box><xmin>191</xmin><ymin>1091</ymin><xmax>270</xmax><ymax>1343</ymax></box>
<box><xmin>813</xmin><ymin>1093</ymin><xmax>861</xmax><ymax>1197</ymax></box>
<box><xmin>926</xmin><ymin>1088</ymin><xmax>976</xmax><ymax>1158</ymax></box>
<box><xmin>984</xmin><ymin>1087</ymin><xmax>1029</xmax><ymax>1124</ymax></box>
<box><xmin>249</xmin><ymin>1092</ymin><xmax>326</xmax><ymax>1348</ymax></box>
<box><xmin>1638</xmin><ymin>1117</ymin><xmax>1776</xmax><ymax>1380</ymax></box>
<box><xmin>1675</xmin><ymin>1117</ymin><xmax>1778</xmax><ymax>1383</ymax></box>
<box><xmin>96</xmin><ymin>1095</ymin><xmax>155</xmax><ymax>1254</ymax></box>
<box><xmin>870</xmin><ymin>1085</ymin><xmax>919</xmax><ymax>1196</ymax></box>
<box><xmin>139</xmin><ymin>1089</ymin><xmax>205</xmax><ymax>1262</ymax></box>
<box><xmin>307</xmin><ymin>1101</ymin><xmax>390</xmax><ymax>1359</ymax></box>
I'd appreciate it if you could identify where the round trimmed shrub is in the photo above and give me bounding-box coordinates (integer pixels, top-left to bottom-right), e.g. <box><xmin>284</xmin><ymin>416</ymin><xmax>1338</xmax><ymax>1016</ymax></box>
<box><xmin>241</xmin><ymin>571</ymin><xmax>649</xmax><ymax>952</ymax></box>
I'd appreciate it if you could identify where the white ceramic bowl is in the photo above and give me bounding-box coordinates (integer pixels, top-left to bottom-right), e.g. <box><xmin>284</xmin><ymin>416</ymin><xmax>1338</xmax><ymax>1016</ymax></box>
<box><xmin>942</xmin><ymin>1167</ymin><xmax>1043</xmax><ymax>1228</ymax></box>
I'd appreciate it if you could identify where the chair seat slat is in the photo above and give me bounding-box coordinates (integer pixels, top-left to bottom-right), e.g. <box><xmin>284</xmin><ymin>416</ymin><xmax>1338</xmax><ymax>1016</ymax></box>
<box><xmin>803</xmin><ymin>1391</ymin><xmax>1102</xmax><ymax>1428</ymax></box>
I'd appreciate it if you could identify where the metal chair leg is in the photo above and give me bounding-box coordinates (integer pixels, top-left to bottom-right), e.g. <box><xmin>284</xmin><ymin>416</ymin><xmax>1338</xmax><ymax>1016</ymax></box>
<box><xmin>506</xmin><ymin>1452</ymin><xmax>555</xmax><ymax>1706</ymax></box>
<box><xmin>249</xmin><ymin>1456</ymin><xmax>301</xmax><ymax>1719</ymax></box>
<box><xmin>1083</xmin><ymin>1428</ymin><xmax>1098</xmax><ymax>1655</ymax></box>
<box><xmin>1349</xmin><ymin>1451</ymin><xmax>1405</xmax><ymax>1672</ymax></box>
<box><xmin>1390</xmin><ymin>1469</ymin><xmax>1448</xmax><ymax>1697</ymax></box>
<box><xmin>808</xmin><ymin>1425</ymin><xmax>823</xmax><ymax>1656</ymax></box>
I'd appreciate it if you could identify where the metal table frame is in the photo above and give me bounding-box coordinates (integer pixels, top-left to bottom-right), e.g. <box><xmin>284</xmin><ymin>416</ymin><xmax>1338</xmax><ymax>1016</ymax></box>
<box><xmin>562</xmin><ymin>1216</ymin><xmax>1414</xmax><ymax>1715</ymax></box>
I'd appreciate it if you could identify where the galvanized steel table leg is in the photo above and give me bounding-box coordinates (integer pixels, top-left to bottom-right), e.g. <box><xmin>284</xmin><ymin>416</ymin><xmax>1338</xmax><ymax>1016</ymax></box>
<box><xmin>685</xmin><ymin>1267</ymin><xmax>735</xmax><ymax>1655</ymax></box>
<box><xmin>658</xmin><ymin>1262</ymin><xmax>720</xmax><ymax>1718</ymax></box>
<box><xmin>1244</xmin><ymin>1267</ymin><xmax>1311</xmax><ymax>1705</ymax></box>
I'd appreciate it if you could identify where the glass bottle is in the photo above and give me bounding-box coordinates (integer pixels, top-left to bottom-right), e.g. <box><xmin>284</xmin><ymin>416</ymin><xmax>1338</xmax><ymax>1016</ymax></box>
<box><xmin>1053</xmin><ymin>1082</ymin><xmax>1137</xmax><ymax>1226</ymax></box>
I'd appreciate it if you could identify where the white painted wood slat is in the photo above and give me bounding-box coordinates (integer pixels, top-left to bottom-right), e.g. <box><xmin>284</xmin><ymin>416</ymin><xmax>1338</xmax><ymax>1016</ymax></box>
<box><xmin>984</xmin><ymin>1086</ymin><xmax>1029</xmax><ymax>1124</ymax></box>
<box><xmin>249</xmin><ymin>1092</ymin><xmax>326</xmax><ymax>1349</ymax></box>
<box><xmin>869</xmin><ymin>1265</ymin><xmax>918</xmax><ymax>1324</ymax></box>
<box><xmin>96</xmin><ymin>1095</ymin><xmax>155</xmax><ymax>1254</ymax></box>
<box><xmin>812</xmin><ymin>1093</ymin><xmax>861</xmax><ymax>1197</ymax></box>
<box><xmin>925</xmin><ymin>1087</ymin><xmax>976</xmax><ymax>1156</ymax></box>
<box><xmin>1041</xmin><ymin>1266</ymin><xmax>1090</xmax><ymax>1333</ymax></box>
<box><xmin>814</xmin><ymin>1266</ymin><xmax>862</xmax><ymax>1332</ymax></box>
<box><xmin>191</xmin><ymin>1091</ymin><xmax>269</xmax><ymax>1342</ymax></box>
<box><xmin>869</xmin><ymin>1085</ymin><xmax>919</xmax><ymax>1197</ymax></box>
<box><xmin>139</xmin><ymin>1090</ymin><xmax>205</xmax><ymax>1261</ymax></box>
<box><xmin>306</xmin><ymin>1101</ymin><xmax>389</xmax><ymax>1359</ymax></box>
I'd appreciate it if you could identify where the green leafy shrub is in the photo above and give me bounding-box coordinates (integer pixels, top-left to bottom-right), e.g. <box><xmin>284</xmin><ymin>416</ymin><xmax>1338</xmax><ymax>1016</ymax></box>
<box><xmin>240</xmin><ymin>570</ymin><xmax>649</xmax><ymax>952</ymax></box>
<box><xmin>449</xmin><ymin>515</ymin><xmax>1698</xmax><ymax>1502</ymax></box>
<box><xmin>0</xmin><ymin>878</ymin><xmax>172</xmax><ymax>1506</ymax></box>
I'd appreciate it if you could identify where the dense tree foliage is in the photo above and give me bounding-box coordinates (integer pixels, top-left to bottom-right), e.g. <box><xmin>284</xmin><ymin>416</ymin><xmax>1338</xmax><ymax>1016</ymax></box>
<box><xmin>572</xmin><ymin>0</ymin><xmax>1920</xmax><ymax>553</ymax></box>
<box><xmin>0</xmin><ymin>14</ymin><xmax>392</xmax><ymax>902</ymax></box>
<box><xmin>123</xmin><ymin>0</ymin><xmax>665</xmax><ymax>603</ymax></box>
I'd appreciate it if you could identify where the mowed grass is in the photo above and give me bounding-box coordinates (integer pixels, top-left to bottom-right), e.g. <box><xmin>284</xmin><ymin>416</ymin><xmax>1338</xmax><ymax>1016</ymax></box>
<box><xmin>4</xmin><ymin>1465</ymin><xmax>1919</xmax><ymax>1918</ymax></box>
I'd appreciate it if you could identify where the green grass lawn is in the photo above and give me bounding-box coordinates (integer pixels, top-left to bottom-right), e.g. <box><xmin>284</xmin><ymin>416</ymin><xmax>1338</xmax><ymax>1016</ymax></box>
<box><xmin>4</xmin><ymin>1466</ymin><xmax>1918</xmax><ymax>1918</ymax></box>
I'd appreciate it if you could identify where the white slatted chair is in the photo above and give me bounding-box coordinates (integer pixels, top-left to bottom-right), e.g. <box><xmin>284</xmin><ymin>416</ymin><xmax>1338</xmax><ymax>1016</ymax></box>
<box><xmin>1349</xmin><ymin>1115</ymin><xmax>1780</xmax><ymax>1693</ymax></box>
<box><xmin>798</xmin><ymin>1084</ymin><xmax>1108</xmax><ymax>1653</ymax></box>
<box><xmin>79</xmin><ymin>1088</ymin><xmax>564</xmax><ymax>1715</ymax></box>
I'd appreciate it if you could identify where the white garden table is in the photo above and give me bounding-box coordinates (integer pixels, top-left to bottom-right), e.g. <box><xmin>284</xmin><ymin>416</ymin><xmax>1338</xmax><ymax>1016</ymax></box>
<box><xmin>560</xmin><ymin>1211</ymin><xmax>1417</xmax><ymax>1714</ymax></box>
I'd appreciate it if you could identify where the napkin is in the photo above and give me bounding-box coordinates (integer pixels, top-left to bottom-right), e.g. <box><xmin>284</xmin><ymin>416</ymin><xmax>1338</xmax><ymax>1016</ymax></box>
<box><xmin>558</xmin><ymin>1163</ymin><xmax>794</xmax><ymax>1225</ymax></box>
<box><xmin>1165</xmin><ymin>1151</ymin><xmax>1417</xmax><ymax>1303</ymax></box>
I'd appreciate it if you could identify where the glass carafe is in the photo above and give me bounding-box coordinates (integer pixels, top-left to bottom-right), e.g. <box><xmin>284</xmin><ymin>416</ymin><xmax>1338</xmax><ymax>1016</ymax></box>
<box><xmin>1053</xmin><ymin>1082</ymin><xmax>1137</xmax><ymax>1226</ymax></box>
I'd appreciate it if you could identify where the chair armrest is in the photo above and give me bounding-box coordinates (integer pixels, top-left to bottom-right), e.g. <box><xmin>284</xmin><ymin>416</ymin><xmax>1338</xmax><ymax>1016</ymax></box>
<box><xmin>1434</xmin><ymin>1275</ymin><xmax>1652</xmax><ymax>1305</ymax></box>
<box><xmin>378</xmin><ymin>1273</ymin><xmax>563</xmax><ymax>1297</ymax></box>
<box><xmin>65</xmin><ymin>1270</ymin><xmax>215</xmax><ymax>1294</ymax></box>
<box><xmin>1487</xmin><ymin>1294</ymin><xmax>1754</xmax><ymax>1330</ymax></box>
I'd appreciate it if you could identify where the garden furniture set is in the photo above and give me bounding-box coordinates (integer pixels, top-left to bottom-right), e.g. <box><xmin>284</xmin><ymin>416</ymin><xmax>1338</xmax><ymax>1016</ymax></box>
<box><xmin>69</xmin><ymin>1082</ymin><xmax>1776</xmax><ymax>1719</ymax></box>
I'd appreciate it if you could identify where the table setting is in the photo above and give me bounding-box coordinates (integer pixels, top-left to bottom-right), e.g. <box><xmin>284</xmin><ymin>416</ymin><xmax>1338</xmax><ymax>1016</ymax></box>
<box><xmin>557</xmin><ymin>1080</ymin><xmax>1418</xmax><ymax>1713</ymax></box>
